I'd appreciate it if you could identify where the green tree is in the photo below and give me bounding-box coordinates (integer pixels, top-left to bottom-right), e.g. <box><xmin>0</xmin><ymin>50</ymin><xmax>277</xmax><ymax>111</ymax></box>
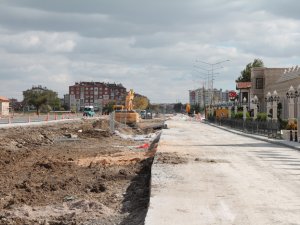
<box><xmin>236</xmin><ymin>58</ymin><xmax>264</xmax><ymax>82</ymax></box>
<box><xmin>23</xmin><ymin>88</ymin><xmax>60</xmax><ymax>115</ymax></box>
<box><xmin>103</xmin><ymin>101</ymin><xmax>116</xmax><ymax>114</ymax></box>
<box><xmin>133</xmin><ymin>96</ymin><xmax>149</xmax><ymax>110</ymax></box>
<box><xmin>173</xmin><ymin>103</ymin><xmax>183</xmax><ymax>113</ymax></box>
<box><xmin>191</xmin><ymin>103</ymin><xmax>203</xmax><ymax>114</ymax></box>
<box><xmin>148</xmin><ymin>104</ymin><xmax>160</xmax><ymax>113</ymax></box>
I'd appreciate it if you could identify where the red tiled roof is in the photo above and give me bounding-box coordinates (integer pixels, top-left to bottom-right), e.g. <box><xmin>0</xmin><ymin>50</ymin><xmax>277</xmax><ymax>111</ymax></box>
<box><xmin>236</xmin><ymin>82</ymin><xmax>251</xmax><ymax>89</ymax></box>
<box><xmin>0</xmin><ymin>96</ymin><xmax>9</xmax><ymax>102</ymax></box>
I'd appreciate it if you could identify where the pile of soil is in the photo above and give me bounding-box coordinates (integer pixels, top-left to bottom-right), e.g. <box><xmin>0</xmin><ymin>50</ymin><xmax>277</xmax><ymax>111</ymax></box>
<box><xmin>0</xmin><ymin>118</ymin><xmax>157</xmax><ymax>225</ymax></box>
<box><xmin>156</xmin><ymin>152</ymin><xmax>188</xmax><ymax>164</ymax></box>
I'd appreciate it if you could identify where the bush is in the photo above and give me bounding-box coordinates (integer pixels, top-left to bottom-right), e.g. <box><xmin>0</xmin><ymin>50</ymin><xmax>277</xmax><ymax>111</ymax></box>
<box><xmin>279</xmin><ymin>118</ymin><xmax>288</xmax><ymax>130</ymax></box>
<box><xmin>257</xmin><ymin>112</ymin><xmax>267</xmax><ymax>121</ymax></box>
<box><xmin>234</xmin><ymin>111</ymin><xmax>250</xmax><ymax>119</ymax></box>
<box><xmin>40</xmin><ymin>104</ymin><xmax>52</xmax><ymax>113</ymax></box>
<box><xmin>230</xmin><ymin>112</ymin><xmax>235</xmax><ymax>119</ymax></box>
<box><xmin>286</xmin><ymin>120</ymin><xmax>297</xmax><ymax>130</ymax></box>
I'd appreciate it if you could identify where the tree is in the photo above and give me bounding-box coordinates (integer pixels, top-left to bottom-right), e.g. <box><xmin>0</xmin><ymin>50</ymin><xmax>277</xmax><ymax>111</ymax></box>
<box><xmin>236</xmin><ymin>58</ymin><xmax>264</xmax><ymax>82</ymax></box>
<box><xmin>191</xmin><ymin>103</ymin><xmax>203</xmax><ymax>114</ymax></box>
<box><xmin>133</xmin><ymin>96</ymin><xmax>149</xmax><ymax>110</ymax></box>
<box><xmin>23</xmin><ymin>88</ymin><xmax>60</xmax><ymax>115</ymax></box>
<box><xmin>148</xmin><ymin>104</ymin><xmax>160</xmax><ymax>113</ymax></box>
<box><xmin>103</xmin><ymin>101</ymin><xmax>115</xmax><ymax>114</ymax></box>
<box><xmin>173</xmin><ymin>103</ymin><xmax>183</xmax><ymax>113</ymax></box>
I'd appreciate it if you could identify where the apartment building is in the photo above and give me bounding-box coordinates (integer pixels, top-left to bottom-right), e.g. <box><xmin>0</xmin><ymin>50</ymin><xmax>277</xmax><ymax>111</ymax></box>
<box><xmin>189</xmin><ymin>88</ymin><xmax>227</xmax><ymax>107</ymax></box>
<box><xmin>69</xmin><ymin>82</ymin><xmax>127</xmax><ymax>111</ymax></box>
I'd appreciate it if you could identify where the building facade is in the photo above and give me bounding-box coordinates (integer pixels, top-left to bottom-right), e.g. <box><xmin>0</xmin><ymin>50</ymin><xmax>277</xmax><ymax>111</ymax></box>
<box><xmin>0</xmin><ymin>96</ymin><xmax>9</xmax><ymax>116</ymax></box>
<box><xmin>251</xmin><ymin>67</ymin><xmax>289</xmax><ymax>117</ymax></box>
<box><xmin>189</xmin><ymin>88</ymin><xmax>228</xmax><ymax>107</ymax></box>
<box><xmin>189</xmin><ymin>90</ymin><xmax>196</xmax><ymax>106</ymax></box>
<box><xmin>69</xmin><ymin>82</ymin><xmax>127</xmax><ymax>111</ymax></box>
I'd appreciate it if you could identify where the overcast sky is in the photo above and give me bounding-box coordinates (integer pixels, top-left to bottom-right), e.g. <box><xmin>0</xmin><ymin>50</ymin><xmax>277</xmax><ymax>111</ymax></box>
<box><xmin>1</xmin><ymin>0</ymin><xmax>300</xmax><ymax>103</ymax></box>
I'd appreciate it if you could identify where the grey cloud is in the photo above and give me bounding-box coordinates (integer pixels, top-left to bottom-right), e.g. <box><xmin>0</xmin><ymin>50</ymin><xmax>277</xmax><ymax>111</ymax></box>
<box><xmin>1</xmin><ymin>0</ymin><xmax>300</xmax><ymax>103</ymax></box>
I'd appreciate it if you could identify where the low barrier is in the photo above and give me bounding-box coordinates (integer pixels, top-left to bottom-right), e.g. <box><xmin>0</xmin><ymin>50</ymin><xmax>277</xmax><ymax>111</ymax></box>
<box><xmin>0</xmin><ymin>112</ymin><xmax>82</xmax><ymax>125</ymax></box>
<box><xmin>208</xmin><ymin>117</ymin><xmax>281</xmax><ymax>138</ymax></box>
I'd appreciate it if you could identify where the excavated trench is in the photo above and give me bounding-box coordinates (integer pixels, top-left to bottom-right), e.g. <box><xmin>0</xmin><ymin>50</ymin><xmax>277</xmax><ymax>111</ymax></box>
<box><xmin>119</xmin><ymin>132</ymin><xmax>161</xmax><ymax>225</ymax></box>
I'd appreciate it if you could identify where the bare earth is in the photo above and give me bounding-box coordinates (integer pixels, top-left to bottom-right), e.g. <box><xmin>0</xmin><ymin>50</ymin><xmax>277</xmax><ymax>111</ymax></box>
<box><xmin>0</xmin><ymin>118</ymin><xmax>161</xmax><ymax>225</ymax></box>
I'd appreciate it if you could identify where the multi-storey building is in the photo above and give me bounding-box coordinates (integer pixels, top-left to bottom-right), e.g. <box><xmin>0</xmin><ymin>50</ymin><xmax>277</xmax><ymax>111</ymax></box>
<box><xmin>189</xmin><ymin>88</ymin><xmax>228</xmax><ymax>107</ymax></box>
<box><xmin>69</xmin><ymin>82</ymin><xmax>127</xmax><ymax>111</ymax></box>
<box><xmin>189</xmin><ymin>90</ymin><xmax>196</xmax><ymax>106</ymax></box>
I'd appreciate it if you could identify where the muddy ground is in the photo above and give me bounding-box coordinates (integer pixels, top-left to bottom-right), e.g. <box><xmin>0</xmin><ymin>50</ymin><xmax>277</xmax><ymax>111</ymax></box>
<box><xmin>0</xmin><ymin>118</ymin><xmax>162</xmax><ymax>225</ymax></box>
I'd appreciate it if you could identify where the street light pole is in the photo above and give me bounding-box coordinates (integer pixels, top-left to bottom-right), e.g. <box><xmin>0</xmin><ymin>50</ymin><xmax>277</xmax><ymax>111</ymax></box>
<box><xmin>195</xmin><ymin>59</ymin><xmax>230</xmax><ymax>105</ymax></box>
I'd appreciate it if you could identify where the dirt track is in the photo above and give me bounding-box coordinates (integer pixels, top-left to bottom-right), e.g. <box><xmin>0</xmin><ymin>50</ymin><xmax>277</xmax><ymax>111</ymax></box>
<box><xmin>0</xmin><ymin>118</ymin><xmax>160</xmax><ymax>225</ymax></box>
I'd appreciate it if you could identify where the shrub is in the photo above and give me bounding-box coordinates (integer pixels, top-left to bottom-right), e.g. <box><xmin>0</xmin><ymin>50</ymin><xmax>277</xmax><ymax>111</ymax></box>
<box><xmin>279</xmin><ymin>118</ymin><xmax>288</xmax><ymax>130</ymax></box>
<box><xmin>234</xmin><ymin>111</ymin><xmax>250</xmax><ymax>119</ymax></box>
<box><xmin>286</xmin><ymin>120</ymin><xmax>297</xmax><ymax>130</ymax></box>
<box><xmin>230</xmin><ymin>112</ymin><xmax>235</xmax><ymax>119</ymax></box>
<box><xmin>40</xmin><ymin>104</ymin><xmax>52</xmax><ymax>113</ymax></box>
<box><xmin>256</xmin><ymin>112</ymin><xmax>267</xmax><ymax>121</ymax></box>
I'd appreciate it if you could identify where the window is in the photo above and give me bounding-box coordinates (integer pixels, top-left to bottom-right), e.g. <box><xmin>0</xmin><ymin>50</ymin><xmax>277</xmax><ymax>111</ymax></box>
<box><xmin>256</xmin><ymin>78</ymin><xmax>263</xmax><ymax>89</ymax></box>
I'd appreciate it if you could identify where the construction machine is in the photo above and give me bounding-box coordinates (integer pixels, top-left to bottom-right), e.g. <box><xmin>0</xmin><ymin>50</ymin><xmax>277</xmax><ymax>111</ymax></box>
<box><xmin>114</xmin><ymin>89</ymin><xmax>140</xmax><ymax>124</ymax></box>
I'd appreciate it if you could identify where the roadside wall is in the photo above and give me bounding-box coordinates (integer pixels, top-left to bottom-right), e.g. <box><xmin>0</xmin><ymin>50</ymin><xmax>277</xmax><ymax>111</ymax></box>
<box><xmin>0</xmin><ymin>102</ymin><xmax>9</xmax><ymax>116</ymax></box>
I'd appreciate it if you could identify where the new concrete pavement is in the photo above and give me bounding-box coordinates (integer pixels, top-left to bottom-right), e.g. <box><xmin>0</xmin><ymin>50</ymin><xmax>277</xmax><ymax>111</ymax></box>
<box><xmin>145</xmin><ymin>115</ymin><xmax>300</xmax><ymax>225</ymax></box>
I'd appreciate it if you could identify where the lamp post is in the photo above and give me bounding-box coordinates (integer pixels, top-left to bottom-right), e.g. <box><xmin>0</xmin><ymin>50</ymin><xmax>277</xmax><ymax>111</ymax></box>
<box><xmin>296</xmin><ymin>85</ymin><xmax>300</xmax><ymax>141</ymax></box>
<box><xmin>271</xmin><ymin>90</ymin><xmax>279</xmax><ymax>121</ymax></box>
<box><xmin>228</xmin><ymin>101</ymin><xmax>232</xmax><ymax>119</ymax></box>
<box><xmin>195</xmin><ymin>59</ymin><xmax>230</xmax><ymax>105</ymax></box>
<box><xmin>251</xmin><ymin>95</ymin><xmax>258</xmax><ymax>120</ymax></box>
<box><xmin>265</xmin><ymin>92</ymin><xmax>272</xmax><ymax>121</ymax></box>
<box><xmin>234</xmin><ymin>99</ymin><xmax>238</xmax><ymax>114</ymax></box>
<box><xmin>286</xmin><ymin>85</ymin><xmax>296</xmax><ymax>123</ymax></box>
<box><xmin>242</xmin><ymin>97</ymin><xmax>247</xmax><ymax>121</ymax></box>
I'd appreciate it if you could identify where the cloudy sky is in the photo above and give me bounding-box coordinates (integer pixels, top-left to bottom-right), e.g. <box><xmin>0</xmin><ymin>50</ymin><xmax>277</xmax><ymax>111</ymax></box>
<box><xmin>1</xmin><ymin>0</ymin><xmax>300</xmax><ymax>103</ymax></box>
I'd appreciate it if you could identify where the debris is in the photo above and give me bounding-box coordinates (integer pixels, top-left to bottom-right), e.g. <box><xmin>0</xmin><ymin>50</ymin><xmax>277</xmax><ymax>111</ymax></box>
<box><xmin>64</xmin><ymin>133</ymin><xmax>78</xmax><ymax>139</ymax></box>
<box><xmin>137</xmin><ymin>143</ymin><xmax>150</xmax><ymax>149</ymax></box>
<box><xmin>63</xmin><ymin>195</ymin><xmax>76</xmax><ymax>202</ymax></box>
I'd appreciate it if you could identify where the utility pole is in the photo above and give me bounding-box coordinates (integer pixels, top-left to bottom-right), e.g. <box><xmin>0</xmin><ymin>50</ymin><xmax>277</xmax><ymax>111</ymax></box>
<box><xmin>195</xmin><ymin>59</ymin><xmax>230</xmax><ymax>106</ymax></box>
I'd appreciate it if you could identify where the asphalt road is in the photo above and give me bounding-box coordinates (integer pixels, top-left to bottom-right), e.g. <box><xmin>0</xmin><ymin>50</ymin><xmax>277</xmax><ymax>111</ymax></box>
<box><xmin>145</xmin><ymin>115</ymin><xmax>300</xmax><ymax>225</ymax></box>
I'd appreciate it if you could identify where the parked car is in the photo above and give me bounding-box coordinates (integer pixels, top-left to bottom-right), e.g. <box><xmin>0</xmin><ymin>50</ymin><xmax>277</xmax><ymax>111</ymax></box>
<box><xmin>83</xmin><ymin>106</ymin><xmax>95</xmax><ymax>117</ymax></box>
<box><xmin>140</xmin><ymin>110</ymin><xmax>146</xmax><ymax>119</ymax></box>
<box><xmin>140</xmin><ymin>110</ymin><xmax>152</xmax><ymax>119</ymax></box>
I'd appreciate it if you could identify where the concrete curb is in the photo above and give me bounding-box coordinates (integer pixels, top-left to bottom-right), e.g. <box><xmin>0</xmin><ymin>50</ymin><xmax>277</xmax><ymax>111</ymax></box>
<box><xmin>204</xmin><ymin>121</ymin><xmax>300</xmax><ymax>151</ymax></box>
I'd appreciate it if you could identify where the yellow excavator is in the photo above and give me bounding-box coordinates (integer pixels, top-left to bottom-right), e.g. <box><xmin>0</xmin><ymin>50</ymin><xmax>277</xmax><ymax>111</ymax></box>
<box><xmin>114</xmin><ymin>89</ymin><xmax>139</xmax><ymax>124</ymax></box>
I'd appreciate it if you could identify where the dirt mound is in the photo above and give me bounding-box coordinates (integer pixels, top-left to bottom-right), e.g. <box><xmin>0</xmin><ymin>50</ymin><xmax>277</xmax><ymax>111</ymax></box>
<box><xmin>156</xmin><ymin>152</ymin><xmax>188</xmax><ymax>164</ymax></box>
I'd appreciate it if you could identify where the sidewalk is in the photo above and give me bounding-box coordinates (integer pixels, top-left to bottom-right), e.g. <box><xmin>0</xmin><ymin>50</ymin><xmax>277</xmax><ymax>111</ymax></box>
<box><xmin>145</xmin><ymin>117</ymin><xmax>300</xmax><ymax>225</ymax></box>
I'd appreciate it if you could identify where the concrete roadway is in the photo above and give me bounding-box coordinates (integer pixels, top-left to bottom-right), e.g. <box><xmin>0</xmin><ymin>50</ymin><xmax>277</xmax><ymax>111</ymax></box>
<box><xmin>145</xmin><ymin>115</ymin><xmax>300</xmax><ymax>225</ymax></box>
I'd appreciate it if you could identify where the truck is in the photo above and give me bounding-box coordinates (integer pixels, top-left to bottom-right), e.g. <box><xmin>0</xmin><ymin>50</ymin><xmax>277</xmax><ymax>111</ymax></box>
<box><xmin>83</xmin><ymin>106</ymin><xmax>95</xmax><ymax>117</ymax></box>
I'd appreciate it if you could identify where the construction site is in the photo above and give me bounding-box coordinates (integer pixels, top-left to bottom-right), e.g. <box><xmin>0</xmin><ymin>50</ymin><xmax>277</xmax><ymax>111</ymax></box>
<box><xmin>0</xmin><ymin>116</ymin><xmax>166</xmax><ymax>225</ymax></box>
